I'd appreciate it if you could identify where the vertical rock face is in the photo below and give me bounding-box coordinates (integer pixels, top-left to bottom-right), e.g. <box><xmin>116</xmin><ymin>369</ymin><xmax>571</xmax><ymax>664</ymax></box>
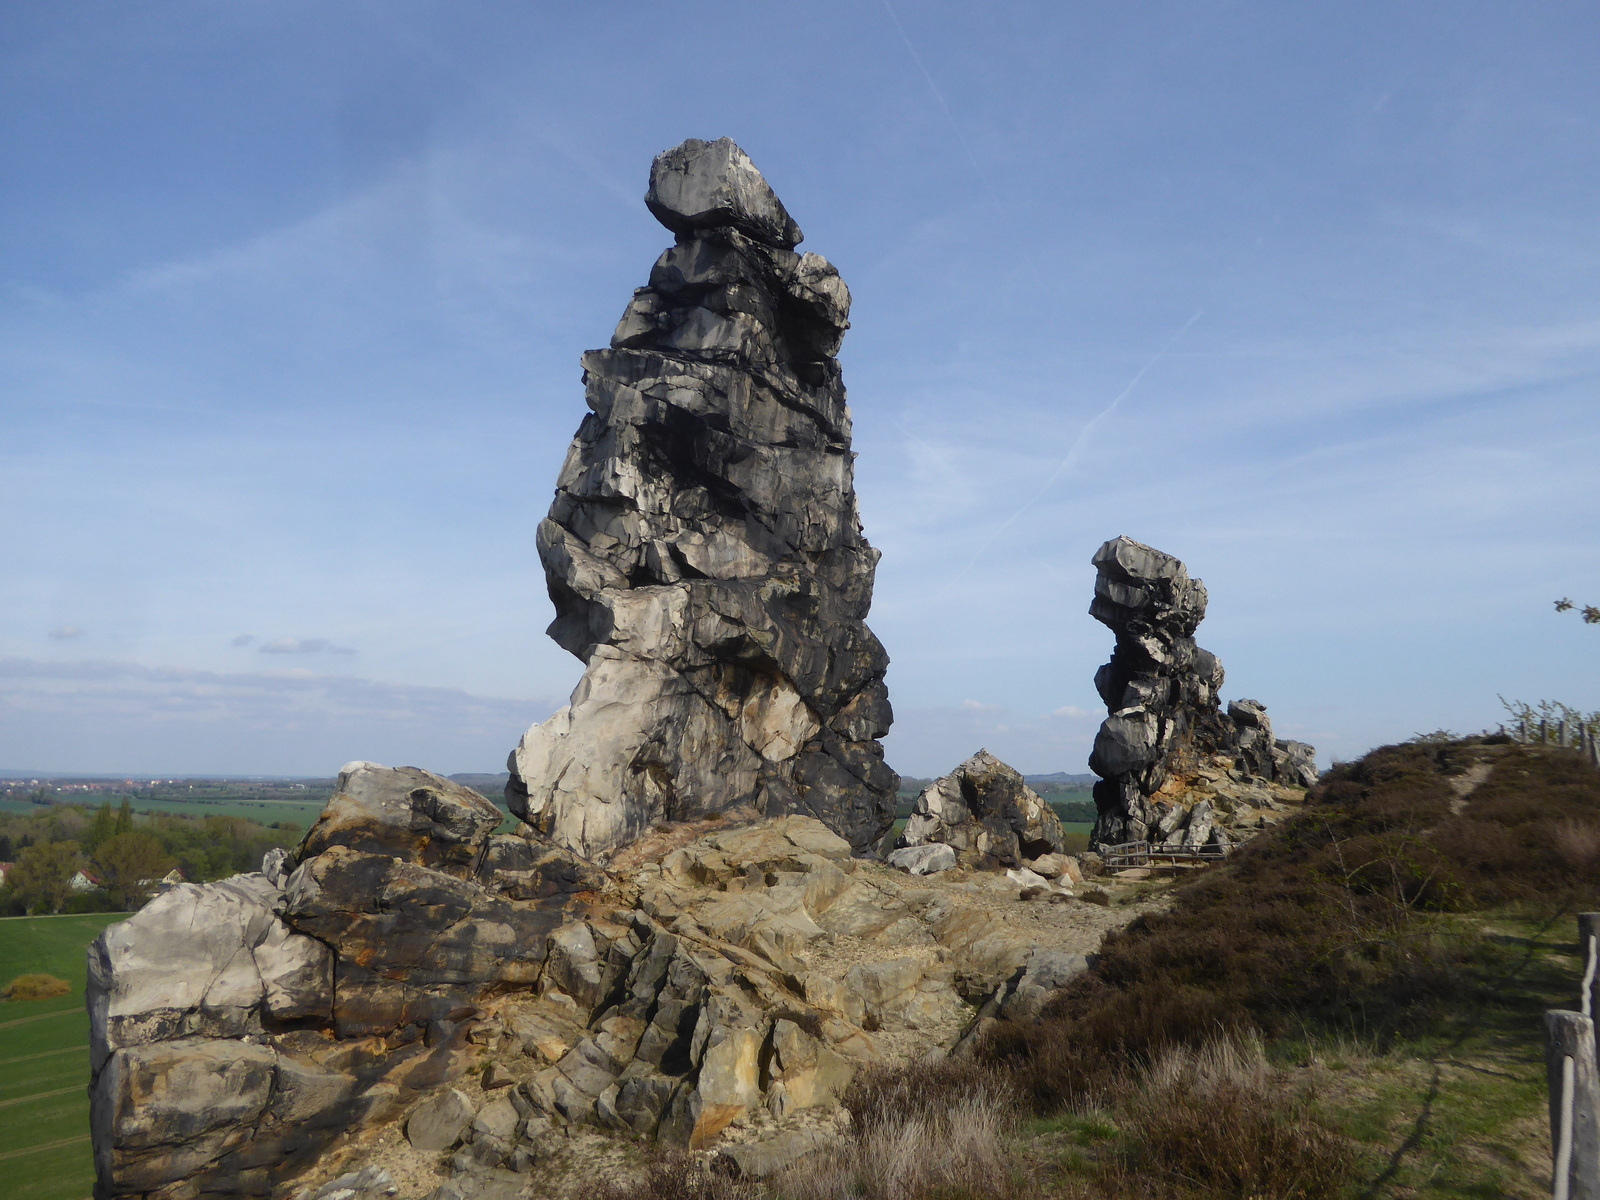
<box><xmin>1086</xmin><ymin>536</ymin><xmax>1318</xmax><ymax>848</ymax></box>
<box><xmin>509</xmin><ymin>137</ymin><xmax>897</xmax><ymax>860</ymax></box>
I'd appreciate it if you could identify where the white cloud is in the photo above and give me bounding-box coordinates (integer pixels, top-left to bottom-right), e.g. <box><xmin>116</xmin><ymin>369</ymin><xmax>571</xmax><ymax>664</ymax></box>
<box><xmin>48</xmin><ymin>625</ymin><xmax>85</xmax><ymax>640</ymax></box>
<box><xmin>1052</xmin><ymin>705</ymin><xmax>1092</xmax><ymax>718</ymax></box>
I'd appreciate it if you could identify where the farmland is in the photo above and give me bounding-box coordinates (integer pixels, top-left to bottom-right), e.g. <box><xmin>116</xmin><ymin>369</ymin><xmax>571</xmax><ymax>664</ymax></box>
<box><xmin>0</xmin><ymin>913</ymin><xmax>124</xmax><ymax>1200</ymax></box>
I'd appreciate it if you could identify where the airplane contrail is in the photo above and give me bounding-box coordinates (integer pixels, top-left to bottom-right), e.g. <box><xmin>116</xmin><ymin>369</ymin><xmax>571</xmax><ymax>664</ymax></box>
<box><xmin>935</xmin><ymin>307</ymin><xmax>1205</xmax><ymax>596</ymax></box>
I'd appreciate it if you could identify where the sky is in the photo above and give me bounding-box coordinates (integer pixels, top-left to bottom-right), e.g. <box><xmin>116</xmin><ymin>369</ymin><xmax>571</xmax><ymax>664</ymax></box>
<box><xmin>3</xmin><ymin>1</ymin><xmax>1598</xmax><ymax>778</ymax></box>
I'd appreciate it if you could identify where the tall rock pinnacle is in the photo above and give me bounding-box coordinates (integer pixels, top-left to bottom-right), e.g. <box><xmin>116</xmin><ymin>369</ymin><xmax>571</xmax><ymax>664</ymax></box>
<box><xmin>508</xmin><ymin>138</ymin><xmax>898</xmax><ymax>860</ymax></box>
<box><xmin>1087</xmin><ymin>536</ymin><xmax>1318</xmax><ymax>849</ymax></box>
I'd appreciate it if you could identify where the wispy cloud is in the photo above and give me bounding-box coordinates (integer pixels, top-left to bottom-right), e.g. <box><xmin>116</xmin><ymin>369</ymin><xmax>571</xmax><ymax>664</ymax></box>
<box><xmin>48</xmin><ymin>626</ymin><xmax>85</xmax><ymax>640</ymax></box>
<box><xmin>259</xmin><ymin>638</ymin><xmax>356</xmax><ymax>656</ymax></box>
<box><xmin>0</xmin><ymin>658</ymin><xmax>562</xmax><ymax>776</ymax></box>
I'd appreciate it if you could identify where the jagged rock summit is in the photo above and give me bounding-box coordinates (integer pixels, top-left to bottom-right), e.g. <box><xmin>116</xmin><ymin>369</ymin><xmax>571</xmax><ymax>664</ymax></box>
<box><xmin>1087</xmin><ymin>536</ymin><xmax>1318</xmax><ymax>849</ymax></box>
<box><xmin>509</xmin><ymin>137</ymin><xmax>897</xmax><ymax>861</ymax></box>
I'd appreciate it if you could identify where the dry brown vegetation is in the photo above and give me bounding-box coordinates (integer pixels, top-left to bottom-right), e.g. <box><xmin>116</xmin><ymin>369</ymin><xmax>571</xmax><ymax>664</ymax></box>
<box><xmin>1</xmin><ymin>972</ymin><xmax>72</xmax><ymax>1001</ymax></box>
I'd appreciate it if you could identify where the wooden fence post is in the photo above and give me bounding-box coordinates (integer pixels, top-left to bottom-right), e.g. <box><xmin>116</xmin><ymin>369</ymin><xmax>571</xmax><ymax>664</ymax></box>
<box><xmin>1581</xmin><ymin>915</ymin><xmax>1600</xmax><ymax>1023</ymax></box>
<box><xmin>1545</xmin><ymin>1009</ymin><xmax>1600</xmax><ymax>1199</ymax></box>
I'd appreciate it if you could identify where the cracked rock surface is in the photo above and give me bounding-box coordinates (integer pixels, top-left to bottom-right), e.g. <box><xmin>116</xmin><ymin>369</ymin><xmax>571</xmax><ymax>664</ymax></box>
<box><xmin>89</xmin><ymin>763</ymin><xmax>1158</xmax><ymax>1200</ymax></box>
<box><xmin>507</xmin><ymin>136</ymin><xmax>897</xmax><ymax>861</ymax></box>
<box><xmin>1086</xmin><ymin>536</ymin><xmax>1318</xmax><ymax>849</ymax></box>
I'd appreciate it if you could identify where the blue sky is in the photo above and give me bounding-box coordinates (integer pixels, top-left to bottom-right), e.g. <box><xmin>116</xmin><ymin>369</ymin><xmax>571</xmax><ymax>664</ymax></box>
<box><xmin>3</xmin><ymin>1</ymin><xmax>1598</xmax><ymax>777</ymax></box>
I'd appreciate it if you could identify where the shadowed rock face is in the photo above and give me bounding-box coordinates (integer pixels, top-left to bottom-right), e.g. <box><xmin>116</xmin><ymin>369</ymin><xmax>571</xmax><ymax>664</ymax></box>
<box><xmin>508</xmin><ymin>137</ymin><xmax>897</xmax><ymax>860</ymax></box>
<box><xmin>1086</xmin><ymin>536</ymin><xmax>1318</xmax><ymax>848</ymax></box>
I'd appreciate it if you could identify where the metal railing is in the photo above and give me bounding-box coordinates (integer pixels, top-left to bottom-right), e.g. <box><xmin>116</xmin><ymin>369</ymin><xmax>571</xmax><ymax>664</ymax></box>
<box><xmin>1545</xmin><ymin>912</ymin><xmax>1600</xmax><ymax>1198</ymax></box>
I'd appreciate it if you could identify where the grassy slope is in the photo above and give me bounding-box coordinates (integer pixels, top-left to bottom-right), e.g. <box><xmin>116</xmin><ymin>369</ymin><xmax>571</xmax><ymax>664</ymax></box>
<box><xmin>0</xmin><ymin>913</ymin><xmax>126</xmax><ymax>1200</ymax></box>
<box><xmin>967</xmin><ymin>739</ymin><xmax>1599</xmax><ymax>1199</ymax></box>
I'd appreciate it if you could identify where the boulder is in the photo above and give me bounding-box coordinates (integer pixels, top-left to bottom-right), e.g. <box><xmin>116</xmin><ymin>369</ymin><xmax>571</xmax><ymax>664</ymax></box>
<box><xmin>300</xmin><ymin>1167</ymin><xmax>398</xmax><ymax>1200</ymax></box>
<box><xmin>407</xmin><ymin>1088</ymin><xmax>476</xmax><ymax>1151</ymax></box>
<box><xmin>298</xmin><ymin>762</ymin><xmax>503</xmax><ymax>869</ymax></box>
<box><xmin>886</xmin><ymin>843</ymin><xmax>957</xmax><ymax>876</ymax></box>
<box><xmin>645</xmin><ymin>136</ymin><xmax>803</xmax><ymax>249</ymax></box>
<box><xmin>897</xmin><ymin>750</ymin><xmax>1065</xmax><ymax>868</ymax></box>
<box><xmin>1023</xmin><ymin>853</ymin><xmax>1081</xmax><ymax>883</ymax></box>
<box><xmin>87</xmin><ymin>871</ymin><xmax>331</xmax><ymax>1068</ymax></box>
<box><xmin>508</xmin><ymin>136</ymin><xmax>897</xmax><ymax>861</ymax></box>
<box><xmin>719</xmin><ymin>1127</ymin><xmax>835</xmax><ymax>1179</ymax></box>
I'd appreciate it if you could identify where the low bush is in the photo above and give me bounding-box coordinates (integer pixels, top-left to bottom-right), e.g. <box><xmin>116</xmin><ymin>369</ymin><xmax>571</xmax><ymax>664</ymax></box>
<box><xmin>1102</xmin><ymin>1039</ymin><xmax>1356</xmax><ymax>1200</ymax></box>
<box><xmin>2</xmin><ymin>972</ymin><xmax>72</xmax><ymax>1001</ymax></box>
<box><xmin>784</xmin><ymin>1059</ymin><xmax>1025</xmax><ymax>1199</ymax></box>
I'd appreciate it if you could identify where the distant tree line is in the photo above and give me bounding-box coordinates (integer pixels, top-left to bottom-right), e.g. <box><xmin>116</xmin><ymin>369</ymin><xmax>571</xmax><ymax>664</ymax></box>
<box><xmin>0</xmin><ymin>801</ymin><xmax>300</xmax><ymax>916</ymax></box>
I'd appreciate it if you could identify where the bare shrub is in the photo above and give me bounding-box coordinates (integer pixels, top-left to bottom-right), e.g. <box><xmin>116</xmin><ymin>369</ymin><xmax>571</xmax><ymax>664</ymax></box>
<box><xmin>780</xmin><ymin>1060</ymin><xmax>1024</xmax><ymax>1200</ymax></box>
<box><xmin>2</xmin><ymin>973</ymin><xmax>71</xmax><ymax>1001</ymax></box>
<box><xmin>1553</xmin><ymin>818</ymin><xmax>1600</xmax><ymax>870</ymax></box>
<box><xmin>1110</xmin><ymin>1037</ymin><xmax>1356</xmax><ymax>1200</ymax></box>
<box><xmin>596</xmin><ymin>1152</ymin><xmax>758</xmax><ymax>1200</ymax></box>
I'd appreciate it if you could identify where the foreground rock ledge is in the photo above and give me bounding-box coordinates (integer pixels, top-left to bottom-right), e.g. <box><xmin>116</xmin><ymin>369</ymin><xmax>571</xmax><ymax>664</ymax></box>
<box><xmin>88</xmin><ymin>761</ymin><xmax>1151</xmax><ymax>1200</ymax></box>
<box><xmin>507</xmin><ymin>136</ymin><xmax>897</xmax><ymax>862</ymax></box>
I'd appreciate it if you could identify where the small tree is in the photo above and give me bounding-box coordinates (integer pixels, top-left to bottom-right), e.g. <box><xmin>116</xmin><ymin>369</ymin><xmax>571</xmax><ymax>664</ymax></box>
<box><xmin>88</xmin><ymin>803</ymin><xmax>116</xmax><ymax>854</ymax></box>
<box><xmin>1555</xmin><ymin>598</ymin><xmax>1600</xmax><ymax>624</ymax></box>
<box><xmin>93</xmin><ymin>833</ymin><xmax>174</xmax><ymax>910</ymax></box>
<box><xmin>8</xmin><ymin>841</ymin><xmax>84</xmax><ymax>914</ymax></box>
<box><xmin>114</xmin><ymin>799</ymin><xmax>134</xmax><ymax>836</ymax></box>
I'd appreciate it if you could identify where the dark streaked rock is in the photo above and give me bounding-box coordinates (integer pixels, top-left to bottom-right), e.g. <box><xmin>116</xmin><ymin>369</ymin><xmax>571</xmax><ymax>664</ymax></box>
<box><xmin>509</xmin><ymin>137</ymin><xmax>896</xmax><ymax>860</ymax></box>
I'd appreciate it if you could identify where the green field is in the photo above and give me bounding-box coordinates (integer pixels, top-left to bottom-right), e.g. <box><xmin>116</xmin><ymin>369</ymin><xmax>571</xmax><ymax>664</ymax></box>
<box><xmin>0</xmin><ymin>913</ymin><xmax>126</xmax><ymax>1200</ymax></box>
<box><xmin>0</xmin><ymin>795</ymin><xmax>326</xmax><ymax>825</ymax></box>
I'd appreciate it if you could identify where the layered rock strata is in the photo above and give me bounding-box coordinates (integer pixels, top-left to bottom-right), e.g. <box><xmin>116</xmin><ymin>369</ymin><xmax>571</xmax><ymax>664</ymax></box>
<box><xmin>508</xmin><ymin>137</ymin><xmax>896</xmax><ymax>860</ymax></box>
<box><xmin>89</xmin><ymin>766</ymin><xmax>1146</xmax><ymax>1200</ymax></box>
<box><xmin>895</xmin><ymin>750</ymin><xmax>1067</xmax><ymax>868</ymax></box>
<box><xmin>88</xmin><ymin>763</ymin><xmax>607</xmax><ymax>1200</ymax></box>
<box><xmin>1086</xmin><ymin>536</ymin><xmax>1318</xmax><ymax>849</ymax></box>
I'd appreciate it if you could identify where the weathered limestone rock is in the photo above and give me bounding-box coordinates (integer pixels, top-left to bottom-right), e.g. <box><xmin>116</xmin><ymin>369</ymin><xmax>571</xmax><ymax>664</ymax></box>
<box><xmin>508</xmin><ymin>136</ymin><xmax>897</xmax><ymax>861</ymax></box>
<box><xmin>886</xmin><ymin>843</ymin><xmax>957</xmax><ymax>876</ymax></box>
<box><xmin>1085</xmin><ymin>536</ymin><xmax>1318</xmax><ymax>849</ymax></box>
<box><xmin>93</xmin><ymin>769</ymin><xmax>1154</xmax><ymax>1200</ymax></box>
<box><xmin>406</xmin><ymin>1089</ymin><xmax>475</xmax><ymax>1152</ymax></box>
<box><xmin>896</xmin><ymin>750</ymin><xmax>1065</xmax><ymax>868</ymax></box>
<box><xmin>88</xmin><ymin>764</ymin><xmax>607</xmax><ymax>1200</ymax></box>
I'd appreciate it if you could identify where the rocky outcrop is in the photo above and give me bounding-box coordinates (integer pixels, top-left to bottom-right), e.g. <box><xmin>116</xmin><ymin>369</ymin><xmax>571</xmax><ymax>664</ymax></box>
<box><xmin>90</xmin><ymin>762</ymin><xmax>1146</xmax><ymax>1200</ymax></box>
<box><xmin>1086</xmin><ymin>536</ymin><xmax>1318</xmax><ymax>849</ymax></box>
<box><xmin>507</xmin><ymin>136</ymin><xmax>896</xmax><ymax>861</ymax></box>
<box><xmin>88</xmin><ymin>762</ymin><xmax>607</xmax><ymax>1200</ymax></box>
<box><xmin>896</xmin><ymin>750</ymin><xmax>1066</xmax><ymax>868</ymax></box>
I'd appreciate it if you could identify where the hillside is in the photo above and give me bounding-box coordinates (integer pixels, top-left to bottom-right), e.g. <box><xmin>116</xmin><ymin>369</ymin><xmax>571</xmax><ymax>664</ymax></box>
<box><xmin>812</xmin><ymin>736</ymin><xmax>1600</xmax><ymax>1200</ymax></box>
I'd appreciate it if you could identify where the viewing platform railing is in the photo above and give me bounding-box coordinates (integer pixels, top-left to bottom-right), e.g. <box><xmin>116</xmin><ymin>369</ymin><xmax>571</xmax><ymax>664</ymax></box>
<box><xmin>1101</xmin><ymin>841</ymin><xmax>1230</xmax><ymax>870</ymax></box>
